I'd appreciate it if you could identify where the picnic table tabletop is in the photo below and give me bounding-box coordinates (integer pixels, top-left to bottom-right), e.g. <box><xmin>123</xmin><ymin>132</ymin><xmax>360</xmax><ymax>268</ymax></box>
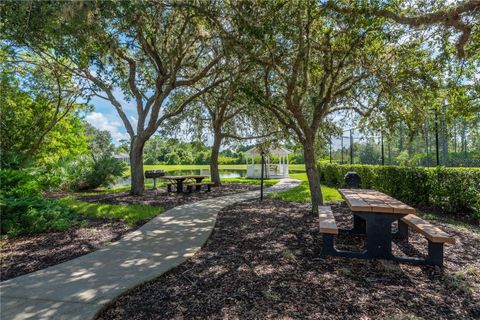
<box><xmin>161</xmin><ymin>175</ymin><xmax>209</xmax><ymax>180</ymax></box>
<box><xmin>339</xmin><ymin>189</ymin><xmax>415</xmax><ymax>215</ymax></box>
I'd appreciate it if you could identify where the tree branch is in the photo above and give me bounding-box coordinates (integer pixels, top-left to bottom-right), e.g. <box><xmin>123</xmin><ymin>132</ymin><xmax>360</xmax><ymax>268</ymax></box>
<box><xmin>326</xmin><ymin>0</ymin><xmax>480</xmax><ymax>58</ymax></box>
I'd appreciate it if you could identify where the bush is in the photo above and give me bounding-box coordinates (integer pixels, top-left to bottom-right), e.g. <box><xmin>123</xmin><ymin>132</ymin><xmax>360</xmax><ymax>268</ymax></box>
<box><xmin>55</xmin><ymin>156</ymin><xmax>126</xmax><ymax>191</ymax></box>
<box><xmin>0</xmin><ymin>168</ymin><xmax>41</xmax><ymax>197</ymax></box>
<box><xmin>84</xmin><ymin>156</ymin><xmax>126</xmax><ymax>190</ymax></box>
<box><xmin>0</xmin><ymin>196</ymin><xmax>76</xmax><ymax>237</ymax></box>
<box><xmin>318</xmin><ymin>163</ymin><xmax>480</xmax><ymax>221</ymax></box>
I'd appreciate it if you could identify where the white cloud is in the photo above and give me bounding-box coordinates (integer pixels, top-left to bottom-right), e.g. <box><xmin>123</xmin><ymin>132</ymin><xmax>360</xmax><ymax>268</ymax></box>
<box><xmin>85</xmin><ymin>112</ymin><xmax>129</xmax><ymax>143</ymax></box>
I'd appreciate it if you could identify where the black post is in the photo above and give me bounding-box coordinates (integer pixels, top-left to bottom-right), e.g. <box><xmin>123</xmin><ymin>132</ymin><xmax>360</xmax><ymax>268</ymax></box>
<box><xmin>340</xmin><ymin>135</ymin><xmax>344</xmax><ymax>164</ymax></box>
<box><xmin>260</xmin><ymin>154</ymin><xmax>265</xmax><ymax>201</ymax></box>
<box><xmin>381</xmin><ymin>133</ymin><xmax>385</xmax><ymax>165</ymax></box>
<box><xmin>350</xmin><ymin>129</ymin><xmax>354</xmax><ymax>164</ymax></box>
<box><xmin>388</xmin><ymin>142</ymin><xmax>391</xmax><ymax>164</ymax></box>
<box><xmin>435</xmin><ymin>109</ymin><xmax>440</xmax><ymax>166</ymax></box>
<box><xmin>329</xmin><ymin>135</ymin><xmax>332</xmax><ymax>163</ymax></box>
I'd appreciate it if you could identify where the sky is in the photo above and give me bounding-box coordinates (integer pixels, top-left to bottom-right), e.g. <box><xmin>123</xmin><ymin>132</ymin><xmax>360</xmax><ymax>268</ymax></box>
<box><xmin>84</xmin><ymin>89</ymin><xmax>137</xmax><ymax>144</ymax></box>
<box><xmin>83</xmin><ymin>89</ymin><xmax>368</xmax><ymax>150</ymax></box>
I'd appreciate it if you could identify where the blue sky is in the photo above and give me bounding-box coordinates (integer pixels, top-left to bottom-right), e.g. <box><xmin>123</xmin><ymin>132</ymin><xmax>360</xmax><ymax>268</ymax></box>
<box><xmin>84</xmin><ymin>90</ymin><xmax>137</xmax><ymax>144</ymax></box>
<box><xmin>83</xmin><ymin>89</ymin><xmax>363</xmax><ymax>150</ymax></box>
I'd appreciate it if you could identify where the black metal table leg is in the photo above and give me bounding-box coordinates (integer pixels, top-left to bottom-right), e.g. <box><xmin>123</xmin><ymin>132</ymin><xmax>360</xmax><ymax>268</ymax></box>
<box><xmin>355</xmin><ymin>212</ymin><xmax>405</xmax><ymax>260</ymax></box>
<box><xmin>194</xmin><ymin>178</ymin><xmax>203</xmax><ymax>191</ymax></box>
<box><xmin>393</xmin><ymin>220</ymin><xmax>409</xmax><ymax>241</ymax></box>
<box><xmin>339</xmin><ymin>214</ymin><xmax>367</xmax><ymax>235</ymax></box>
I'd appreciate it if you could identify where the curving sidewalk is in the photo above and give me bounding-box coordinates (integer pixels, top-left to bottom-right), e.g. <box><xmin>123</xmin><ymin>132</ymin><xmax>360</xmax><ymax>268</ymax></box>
<box><xmin>0</xmin><ymin>178</ymin><xmax>301</xmax><ymax>320</ymax></box>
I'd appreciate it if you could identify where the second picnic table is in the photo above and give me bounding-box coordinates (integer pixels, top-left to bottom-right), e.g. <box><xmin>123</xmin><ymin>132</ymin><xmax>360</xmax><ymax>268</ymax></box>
<box><xmin>160</xmin><ymin>175</ymin><xmax>209</xmax><ymax>193</ymax></box>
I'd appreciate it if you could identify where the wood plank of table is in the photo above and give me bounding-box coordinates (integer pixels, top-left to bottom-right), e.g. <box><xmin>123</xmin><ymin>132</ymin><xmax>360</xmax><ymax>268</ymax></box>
<box><xmin>357</xmin><ymin>191</ymin><xmax>394</xmax><ymax>213</ymax></box>
<box><xmin>365</xmin><ymin>190</ymin><xmax>415</xmax><ymax>214</ymax></box>
<box><xmin>161</xmin><ymin>176</ymin><xmax>185</xmax><ymax>180</ymax></box>
<box><xmin>339</xmin><ymin>189</ymin><xmax>371</xmax><ymax>212</ymax></box>
<box><xmin>340</xmin><ymin>189</ymin><xmax>414</xmax><ymax>214</ymax></box>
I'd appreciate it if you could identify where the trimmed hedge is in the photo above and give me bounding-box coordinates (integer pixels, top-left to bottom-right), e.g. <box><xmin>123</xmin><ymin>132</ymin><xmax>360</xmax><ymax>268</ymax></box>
<box><xmin>318</xmin><ymin>163</ymin><xmax>480</xmax><ymax>221</ymax></box>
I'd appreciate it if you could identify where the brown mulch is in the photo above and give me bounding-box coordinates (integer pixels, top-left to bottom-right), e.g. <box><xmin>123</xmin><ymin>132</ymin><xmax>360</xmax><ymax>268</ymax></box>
<box><xmin>0</xmin><ymin>218</ymin><xmax>132</xmax><ymax>281</ymax></box>
<box><xmin>1</xmin><ymin>183</ymin><xmax>260</xmax><ymax>282</ymax></box>
<box><xmin>97</xmin><ymin>199</ymin><xmax>480</xmax><ymax>320</ymax></box>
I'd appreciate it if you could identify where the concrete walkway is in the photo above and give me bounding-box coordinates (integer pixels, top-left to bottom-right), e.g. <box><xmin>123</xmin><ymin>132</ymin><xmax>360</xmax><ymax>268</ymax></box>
<box><xmin>1</xmin><ymin>179</ymin><xmax>301</xmax><ymax>320</ymax></box>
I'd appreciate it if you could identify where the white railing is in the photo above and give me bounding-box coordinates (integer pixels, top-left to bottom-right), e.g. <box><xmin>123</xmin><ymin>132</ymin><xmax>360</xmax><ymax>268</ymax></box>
<box><xmin>246</xmin><ymin>164</ymin><xmax>289</xmax><ymax>178</ymax></box>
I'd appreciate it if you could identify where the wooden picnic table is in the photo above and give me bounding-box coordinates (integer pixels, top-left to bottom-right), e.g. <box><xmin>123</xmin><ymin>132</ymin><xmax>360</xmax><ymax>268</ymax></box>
<box><xmin>339</xmin><ymin>189</ymin><xmax>415</xmax><ymax>259</ymax></box>
<box><xmin>161</xmin><ymin>175</ymin><xmax>209</xmax><ymax>193</ymax></box>
<box><xmin>319</xmin><ymin>189</ymin><xmax>454</xmax><ymax>266</ymax></box>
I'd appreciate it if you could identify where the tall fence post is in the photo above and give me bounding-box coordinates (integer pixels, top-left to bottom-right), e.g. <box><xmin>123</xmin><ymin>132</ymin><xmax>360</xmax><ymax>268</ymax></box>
<box><xmin>441</xmin><ymin>102</ymin><xmax>448</xmax><ymax>166</ymax></box>
<box><xmin>340</xmin><ymin>135</ymin><xmax>344</xmax><ymax>164</ymax></box>
<box><xmin>435</xmin><ymin>108</ymin><xmax>440</xmax><ymax>166</ymax></box>
<box><xmin>350</xmin><ymin>129</ymin><xmax>354</xmax><ymax>164</ymax></box>
<box><xmin>381</xmin><ymin>132</ymin><xmax>385</xmax><ymax>165</ymax></box>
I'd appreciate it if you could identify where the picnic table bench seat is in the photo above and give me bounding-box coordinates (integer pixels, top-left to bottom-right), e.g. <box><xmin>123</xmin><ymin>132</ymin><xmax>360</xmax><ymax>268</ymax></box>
<box><xmin>185</xmin><ymin>182</ymin><xmax>214</xmax><ymax>192</ymax></box>
<box><xmin>394</xmin><ymin>214</ymin><xmax>455</xmax><ymax>267</ymax></box>
<box><xmin>400</xmin><ymin>214</ymin><xmax>455</xmax><ymax>245</ymax></box>
<box><xmin>318</xmin><ymin>206</ymin><xmax>364</xmax><ymax>259</ymax></box>
<box><xmin>318</xmin><ymin>206</ymin><xmax>338</xmax><ymax>235</ymax></box>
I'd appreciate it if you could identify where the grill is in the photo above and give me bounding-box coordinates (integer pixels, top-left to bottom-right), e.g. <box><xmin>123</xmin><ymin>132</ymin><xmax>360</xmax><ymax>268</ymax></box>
<box><xmin>344</xmin><ymin>171</ymin><xmax>361</xmax><ymax>189</ymax></box>
<box><xmin>145</xmin><ymin>170</ymin><xmax>165</xmax><ymax>189</ymax></box>
<box><xmin>145</xmin><ymin>170</ymin><xmax>165</xmax><ymax>178</ymax></box>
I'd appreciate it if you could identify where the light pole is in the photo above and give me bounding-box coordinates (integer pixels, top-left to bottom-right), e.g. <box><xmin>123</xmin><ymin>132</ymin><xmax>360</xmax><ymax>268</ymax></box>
<box><xmin>260</xmin><ymin>153</ymin><xmax>265</xmax><ymax>201</ymax></box>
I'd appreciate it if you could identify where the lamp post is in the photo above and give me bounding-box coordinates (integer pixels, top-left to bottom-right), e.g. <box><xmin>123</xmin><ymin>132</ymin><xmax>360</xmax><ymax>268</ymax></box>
<box><xmin>260</xmin><ymin>152</ymin><xmax>265</xmax><ymax>201</ymax></box>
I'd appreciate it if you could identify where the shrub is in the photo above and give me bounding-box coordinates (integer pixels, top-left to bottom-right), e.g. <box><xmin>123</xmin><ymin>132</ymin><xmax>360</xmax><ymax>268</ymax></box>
<box><xmin>83</xmin><ymin>156</ymin><xmax>126</xmax><ymax>190</ymax></box>
<box><xmin>0</xmin><ymin>196</ymin><xmax>76</xmax><ymax>237</ymax></box>
<box><xmin>0</xmin><ymin>168</ymin><xmax>41</xmax><ymax>197</ymax></box>
<box><xmin>54</xmin><ymin>156</ymin><xmax>126</xmax><ymax>191</ymax></box>
<box><xmin>318</xmin><ymin>163</ymin><xmax>480</xmax><ymax>221</ymax></box>
<box><xmin>0</xmin><ymin>169</ymin><xmax>76</xmax><ymax>237</ymax></box>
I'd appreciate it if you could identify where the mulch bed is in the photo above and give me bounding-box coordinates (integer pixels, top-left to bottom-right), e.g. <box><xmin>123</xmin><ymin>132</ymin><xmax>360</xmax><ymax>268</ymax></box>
<box><xmin>1</xmin><ymin>183</ymin><xmax>260</xmax><ymax>282</ymax></box>
<box><xmin>76</xmin><ymin>183</ymin><xmax>260</xmax><ymax>210</ymax></box>
<box><xmin>0</xmin><ymin>218</ymin><xmax>132</xmax><ymax>281</ymax></box>
<box><xmin>97</xmin><ymin>199</ymin><xmax>480</xmax><ymax>320</ymax></box>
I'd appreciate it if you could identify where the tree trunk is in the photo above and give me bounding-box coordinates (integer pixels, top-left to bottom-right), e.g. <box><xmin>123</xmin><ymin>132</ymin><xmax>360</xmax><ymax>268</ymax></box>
<box><xmin>210</xmin><ymin>130</ymin><xmax>222</xmax><ymax>186</ymax></box>
<box><xmin>303</xmin><ymin>139</ymin><xmax>324</xmax><ymax>214</ymax></box>
<box><xmin>130</xmin><ymin>137</ymin><xmax>146</xmax><ymax>196</ymax></box>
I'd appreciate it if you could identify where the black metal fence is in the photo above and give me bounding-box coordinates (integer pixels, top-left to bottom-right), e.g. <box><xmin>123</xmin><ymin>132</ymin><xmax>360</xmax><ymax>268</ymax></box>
<box><xmin>325</xmin><ymin>116</ymin><xmax>480</xmax><ymax>167</ymax></box>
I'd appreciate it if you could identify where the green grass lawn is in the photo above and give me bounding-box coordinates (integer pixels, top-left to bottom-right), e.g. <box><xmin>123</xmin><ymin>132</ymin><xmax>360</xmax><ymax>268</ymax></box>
<box><xmin>59</xmin><ymin>197</ymin><xmax>164</xmax><ymax>225</ymax></box>
<box><xmin>270</xmin><ymin>172</ymin><xmax>342</xmax><ymax>203</ymax></box>
<box><xmin>206</xmin><ymin>177</ymin><xmax>279</xmax><ymax>187</ymax></box>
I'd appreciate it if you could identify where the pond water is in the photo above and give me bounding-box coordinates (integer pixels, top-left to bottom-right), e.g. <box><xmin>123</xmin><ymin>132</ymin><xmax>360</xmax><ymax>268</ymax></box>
<box><xmin>112</xmin><ymin>169</ymin><xmax>246</xmax><ymax>187</ymax></box>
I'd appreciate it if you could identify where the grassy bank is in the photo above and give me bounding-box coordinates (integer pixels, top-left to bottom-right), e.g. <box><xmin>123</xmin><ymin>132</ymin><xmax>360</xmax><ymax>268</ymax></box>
<box><xmin>59</xmin><ymin>198</ymin><xmax>164</xmax><ymax>225</ymax></box>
